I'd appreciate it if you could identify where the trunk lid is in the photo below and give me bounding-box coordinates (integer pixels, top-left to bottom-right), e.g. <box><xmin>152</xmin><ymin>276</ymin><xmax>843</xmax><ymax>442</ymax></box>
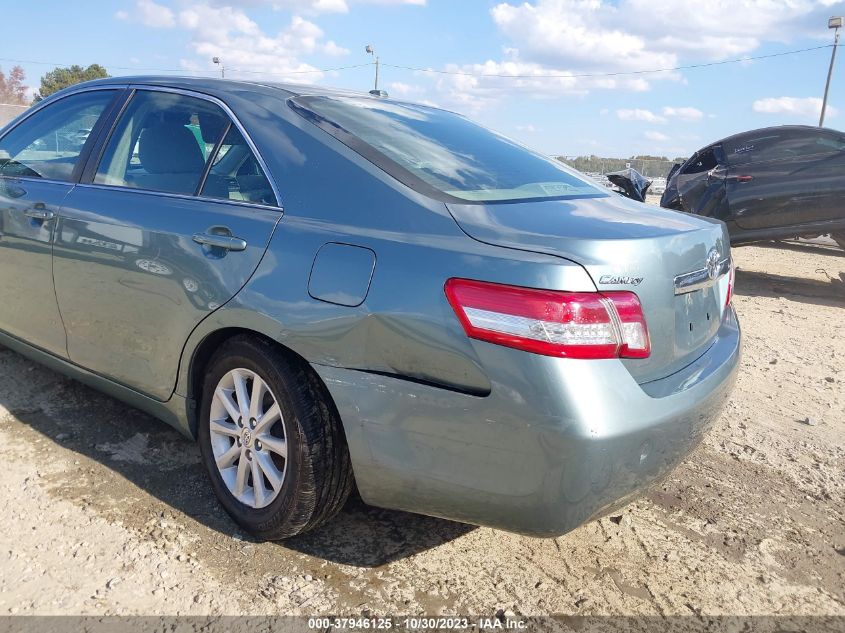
<box><xmin>446</xmin><ymin>194</ymin><xmax>731</xmax><ymax>384</ymax></box>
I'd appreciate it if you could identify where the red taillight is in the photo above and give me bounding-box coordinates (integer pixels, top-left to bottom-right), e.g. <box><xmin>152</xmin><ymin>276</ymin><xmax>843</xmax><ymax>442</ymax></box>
<box><xmin>725</xmin><ymin>259</ymin><xmax>735</xmax><ymax>307</ymax></box>
<box><xmin>444</xmin><ymin>278</ymin><xmax>650</xmax><ymax>359</ymax></box>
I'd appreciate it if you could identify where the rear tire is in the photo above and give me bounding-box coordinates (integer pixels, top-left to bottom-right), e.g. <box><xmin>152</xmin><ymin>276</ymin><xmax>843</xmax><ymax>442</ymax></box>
<box><xmin>833</xmin><ymin>232</ymin><xmax>845</xmax><ymax>251</ymax></box>
<box><xmin>198</xmin><ymin>335</ymin><xmax>353</xmax><ymax>539</ymax></box>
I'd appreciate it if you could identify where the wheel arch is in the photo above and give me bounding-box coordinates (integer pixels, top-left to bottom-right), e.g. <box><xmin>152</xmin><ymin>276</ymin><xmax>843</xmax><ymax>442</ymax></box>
<box><xmin>183</xmin><ymin>324</ymin><xmax>340</xmax><ymax>441</ymax></box>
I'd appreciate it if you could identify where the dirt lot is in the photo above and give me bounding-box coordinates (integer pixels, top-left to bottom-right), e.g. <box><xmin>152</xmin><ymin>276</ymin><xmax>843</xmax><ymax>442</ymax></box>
<box><xmin>0</xmin><ymin>241</ymin><xmax>843</xmax><ymax>617</ymax></box>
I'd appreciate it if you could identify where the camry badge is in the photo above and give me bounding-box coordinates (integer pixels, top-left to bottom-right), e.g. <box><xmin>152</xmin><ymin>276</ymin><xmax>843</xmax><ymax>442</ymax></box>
<box><xmin>599</xmin><ymin>275</ymin><xmax>643</xmax><ymax>286</ymax></box>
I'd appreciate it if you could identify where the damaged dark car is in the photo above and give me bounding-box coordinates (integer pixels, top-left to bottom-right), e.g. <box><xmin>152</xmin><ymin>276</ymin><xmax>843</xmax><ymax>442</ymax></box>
<box><xmin>661</xmin><ymin>125</ymin><xmax>845</xmax><ymax>249</ymax></box>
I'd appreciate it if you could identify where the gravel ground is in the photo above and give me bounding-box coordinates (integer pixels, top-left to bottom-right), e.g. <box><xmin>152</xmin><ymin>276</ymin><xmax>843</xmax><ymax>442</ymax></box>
<box><xmin>0</xmin><ymin>241</ymin><xmax>843</xmax><ymax>617</ymax></box>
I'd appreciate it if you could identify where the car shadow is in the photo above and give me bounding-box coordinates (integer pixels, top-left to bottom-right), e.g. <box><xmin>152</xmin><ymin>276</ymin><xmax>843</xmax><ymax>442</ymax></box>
<box><xmin>0</xmin><ymin>346</ymin><xmax>474</xmax><ymax>568</ymax></box>
<box><xmin>735</xmin><ymin>267</ymin><xmax>845</xmax><ymax>308</ymax></box>
<box><xmin>750</xmin><ymin>239</ymin><xmax>845</xmax><ymax>259</ymax></box>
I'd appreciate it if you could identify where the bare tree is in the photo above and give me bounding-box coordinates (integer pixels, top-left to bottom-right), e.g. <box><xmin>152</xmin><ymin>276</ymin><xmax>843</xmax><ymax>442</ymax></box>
<box><xmin>0</xmin><ymin>66</ymin><xmax>28</xmax><ymax>105</ymax></box>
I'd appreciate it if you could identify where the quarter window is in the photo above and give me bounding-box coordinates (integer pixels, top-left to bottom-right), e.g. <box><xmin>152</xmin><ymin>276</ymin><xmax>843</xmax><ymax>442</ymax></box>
<box><xmin>0</xmin><ymin>90</ymin><xmax>115</xmax><ymax>182</ymax></box>
<box><xmin>200</xmin><ymin>126</ymin><xmax>277</xmax><ymax>206</ymax></box>
<box><xmin>94</xmin><ymin>91</ymin><xmax>229</xmax><ymax>195</ymax></box>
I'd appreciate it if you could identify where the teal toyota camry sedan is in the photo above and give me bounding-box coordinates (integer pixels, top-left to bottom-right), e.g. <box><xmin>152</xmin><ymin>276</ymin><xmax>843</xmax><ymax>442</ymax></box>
<box><xmin>0</xmin><ymin>78</ymin><xmax>740</xmax><ymax>538</ymax></box>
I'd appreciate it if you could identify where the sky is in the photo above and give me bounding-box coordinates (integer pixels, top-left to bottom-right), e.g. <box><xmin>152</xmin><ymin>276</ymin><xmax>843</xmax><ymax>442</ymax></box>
<box><xmin>2</xmin><ymin>0</ymin><xmax>845</xmax><ymax>159</ymax></box>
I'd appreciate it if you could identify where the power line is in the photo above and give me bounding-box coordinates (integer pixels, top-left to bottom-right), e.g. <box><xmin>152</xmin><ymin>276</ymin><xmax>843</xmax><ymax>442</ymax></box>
<box><xmin>0</xmin><ymin>57</ymin><xmax>374</xmax><ymax>76</ymax></box>
<box><xmin>381</xmin><ymin>44</ymin><xmax>833</xmax><ymax>79</ymax></box>
<box><xmin>0</xmin><ymin>43</ymin><xmax>831</xmax><ymax>81</ymax></box>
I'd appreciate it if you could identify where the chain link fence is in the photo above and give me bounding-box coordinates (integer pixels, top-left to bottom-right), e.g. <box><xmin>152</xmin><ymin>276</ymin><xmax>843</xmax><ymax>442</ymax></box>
<box><xmin>556</xmin><ymin>156</ymin><xmax>680</xmax><ymax>179</ymax></box>
<box><xmin>556</xmin><ymin>155</ymin><xmax>684</xmax><ymax>196</ymax></box>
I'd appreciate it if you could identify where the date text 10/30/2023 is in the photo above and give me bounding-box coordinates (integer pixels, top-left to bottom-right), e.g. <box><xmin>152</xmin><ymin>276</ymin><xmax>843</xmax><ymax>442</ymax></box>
<box><xmin>307</xmin><ymin>617</ymin><xmax>528</xmax><ymax>630</ymax></box>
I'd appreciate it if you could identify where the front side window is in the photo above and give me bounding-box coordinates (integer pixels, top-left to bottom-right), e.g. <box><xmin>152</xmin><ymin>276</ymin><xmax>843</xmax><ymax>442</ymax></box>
<box><xmin>290</xmin><ymin>96</ymin><xmax>605</xmax><ymax>203</ymax></box>
<box><xmin>94</xmin><ymin>90</ymin><xmax>229</xmax><ymax>195</ymax></box>
<box><xmin>0</xmin><ymin>90</ymin><xmax>115</xmax><ymax>182</ymax></box>
<box><xmin>681</xmin><ymin>147</ymin><xmax>718</xmax><ymax>174</ymax></box>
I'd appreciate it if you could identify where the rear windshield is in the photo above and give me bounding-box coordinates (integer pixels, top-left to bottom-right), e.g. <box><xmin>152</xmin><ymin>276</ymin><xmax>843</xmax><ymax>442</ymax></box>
<box><xmin>289</xmin><ymin>95</ymin><xmax>606</xmax><ymax>204</ymax></box>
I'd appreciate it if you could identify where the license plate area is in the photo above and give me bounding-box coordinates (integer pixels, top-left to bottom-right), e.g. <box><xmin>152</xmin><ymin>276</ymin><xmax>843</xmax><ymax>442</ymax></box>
<box><xmin>675</xmin><ymin>287</ymin><xmax>721</xmax><ymax>353</ymax></box>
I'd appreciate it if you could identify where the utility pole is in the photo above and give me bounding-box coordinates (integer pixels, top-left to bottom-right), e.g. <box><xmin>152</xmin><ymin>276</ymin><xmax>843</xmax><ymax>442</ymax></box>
<box><xmin>213</xmin><ymin>56</ymin><xmax>225</xmax><ymax>79</ymax></box>
<box><xmin>820</xmin><ymin>17</ymin><xmax>842</xmax><ymax>127</ymax></box>
<box><xmin>365</xmin><ymin>45</ymin><xmax>379</xmax><ymax>91</ymax></box>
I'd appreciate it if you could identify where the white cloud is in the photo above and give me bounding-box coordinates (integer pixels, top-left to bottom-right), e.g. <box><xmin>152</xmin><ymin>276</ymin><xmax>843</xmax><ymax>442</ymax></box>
<box><xmin>752</xmin><ymin>96</ymin><xmax>836</xmax><ymax>118</ymax></box>
<box><xmin>388</xmin><ymin>81</ymin><xmax>424</xmax><ymax>96</ymax></box>
<box><xmin>116</xmin><ymin>0</ymin><xmax>175</xmax><ymax>28</ymax></box>
<box><xmin>116</xmin><ymin>0</ymin><xmax>424</xmax><ymax>81</ymax></box>
<box><xmin>617</xmin><ymin>108</ymin><xmax>666</xmax><ymax>123</ymax></box>
<box><xmin>241</xmin><ymin>0</ymin><xmax>425</xmax><ymax>14</ymax></box>
<box><xmin>644</xmin><ymin>130</ymin><xmax>669</xmax><ymax>141</ymax></box>
<box><xmin>430</xmin><ymin>0</ymin><xmax>840</xmax><ymax>107</ymax></box>
<box><xmin>491</xmin><ymin>0</ymin><xmax>839</xmax><ymax>71</ymax></box>
<box><xmin>431</xmin><ymin>59</ymin><xmax>665</xmax><ymax>113</ymax></box>
<box><xmin>491</xmin><ymin>1</ymin><xmax>677</xmax><ymax>74</ymax></box>
<box><xmin>272</xmin><ymin>0</ymin><xmax>351</xmax><ymax>12</ymax></box>
<box><xmin>179</xmin><ymin>11</ymin><xmax>331</xmax><ymax>80</ymax></box>
<box><xmin>662</xmin><ymin>106</ymin><xmax>704</xmax><ymax>121</ymax></box>
<box><xmin>516</xmin><ymin>124</ymin><xmax>539</xmax><ymax>132</ymax></box>
<box><xmin>434</xmin><ymin>0</ymin><xmax>838</xmax><ymax>108</ymax></box>
<box><xmin>322</xmin><ymin>40</ymin><xmax>350</xmax><ymax>56</ymax></box>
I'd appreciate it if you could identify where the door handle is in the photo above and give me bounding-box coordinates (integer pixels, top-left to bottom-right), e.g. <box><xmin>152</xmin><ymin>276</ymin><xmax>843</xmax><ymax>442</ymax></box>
<box><xmin>192</xmin><ymin>232</ymin><xmax>248</xmax><ymax>252</ymax></box>
<box><xmin>24</xmin><ymin>207</ymin><xmax>55</xmax><ymax>221</ymax></box>
<box><xmin>727</xmin><ymin>175</ymin><xmax>754</xmax><ymax>183</ymax></box>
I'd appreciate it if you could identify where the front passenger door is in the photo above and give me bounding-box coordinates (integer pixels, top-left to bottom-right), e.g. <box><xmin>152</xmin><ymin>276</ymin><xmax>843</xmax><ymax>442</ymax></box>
<box><xmin>0</xmin><ymin>89</ymin><xmax>118</xmax><ymax>356</ymax></box>
<box><xmin>674</xmin><ymin>145</ymin><xmax>728</xmax><ymax>219</ymax></box>
<box><xmin>53</xmin><ymin>88</ymin><xmax>282</xmax><ymax>401</ymax></box>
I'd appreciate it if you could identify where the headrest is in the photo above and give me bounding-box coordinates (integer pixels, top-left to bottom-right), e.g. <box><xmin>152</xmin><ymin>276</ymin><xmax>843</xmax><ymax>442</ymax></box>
<box><xmin>198</xmin><ymin>111</ymin><xmax>228</xmax><ymax>144</ymax></box>
<box><xmin>138</xmin><ymin>122</ymin><xmax>205</xmax><ymax>175</ymax></box>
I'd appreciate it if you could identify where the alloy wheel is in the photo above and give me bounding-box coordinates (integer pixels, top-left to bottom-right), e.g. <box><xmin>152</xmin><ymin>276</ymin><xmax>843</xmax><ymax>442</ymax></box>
<box><xmin>209</xmin><ymin>368</ymin><xmax>288</xmax><ymax>509</ymax></box>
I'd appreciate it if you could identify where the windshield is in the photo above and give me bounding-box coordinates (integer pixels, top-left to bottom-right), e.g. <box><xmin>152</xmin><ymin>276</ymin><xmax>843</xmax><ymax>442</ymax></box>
<box><xmin>289</xmin><ymin>95</ymin><xmax>607</xmax><ymax>204</ymax></box>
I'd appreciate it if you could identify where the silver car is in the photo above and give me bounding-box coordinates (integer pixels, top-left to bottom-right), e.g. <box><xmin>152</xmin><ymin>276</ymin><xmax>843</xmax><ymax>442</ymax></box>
<box><xmin>0</xmin><ymin>78</ymin><xmax>740</xmax><ymax>538</ymax></box>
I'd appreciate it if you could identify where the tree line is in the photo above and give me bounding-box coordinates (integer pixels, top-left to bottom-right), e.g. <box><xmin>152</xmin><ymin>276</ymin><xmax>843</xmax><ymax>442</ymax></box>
<box><xmin>0</xmin><ymin>64</ymin><xmax>109</xmax><ymax>106</ymax></box>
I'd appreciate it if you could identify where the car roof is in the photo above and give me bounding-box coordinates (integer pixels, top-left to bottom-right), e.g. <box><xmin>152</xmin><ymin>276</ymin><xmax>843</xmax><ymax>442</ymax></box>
<box><xmin>55</xmin><ymin>75</ymin><xmax>379</xmax><ymax>102</ymax></box>
<box><xmin>711</xmin><ymin>124</ymin><xmax>840</xmax><ymax>149</ymax></box>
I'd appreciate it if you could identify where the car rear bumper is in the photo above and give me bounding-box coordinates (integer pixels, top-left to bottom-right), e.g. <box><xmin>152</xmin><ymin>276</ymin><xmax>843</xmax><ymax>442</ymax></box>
<box><xmin>314</xmin><ymin>306</ymin><xmax>741</xmax><ymax>537</ymax></box>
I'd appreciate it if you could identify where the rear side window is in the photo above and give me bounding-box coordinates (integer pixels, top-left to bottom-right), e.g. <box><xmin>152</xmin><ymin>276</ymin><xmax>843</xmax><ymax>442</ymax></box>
<box><xmin>0</xmin><ymin>90</ymin><xmax>115</xmax><ymax>182</ymax></box>
<box><xmin>200</xmin><ymin>126</ymin><xmax>277</xmax><ymax>206</ymax></box>
<box><xmin>290</xmin><ymin>95</ymin><xmax>605</xmax><ymax>204</ymax></box>
<box><xmin>815</xmin><ymin>131</ymin><xmax>845</xmax><ymax>152</ymax></box>
<box><xmin>94</xmin><ymin>91</ymin><xmax>228</xmax><ymax>195</ymax></box>
<box><xmin>724</xmin><ymin>129</ymin><xmax>841</xmax><ymax>165</ymax></box>
<box><xmin>725</xmin><ymin>132</ymin><xmax>781</xmax><ymax>165</ymax></box>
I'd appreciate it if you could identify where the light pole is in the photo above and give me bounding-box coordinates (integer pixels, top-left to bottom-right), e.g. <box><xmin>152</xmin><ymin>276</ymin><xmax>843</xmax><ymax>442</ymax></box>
<box><xmin>365</xmin><ymin>44</ymin><xmax>380</xmax><ymax>92</ymax></box>
<box><xmin>819</xmin><ymin>16</ymin><xmax>842</xmax><ymax>127</ymax></box>
<box><xmin>213</xmin><ymin>56</ymin><xmax>225</xmax><ymax>79</ymax></box>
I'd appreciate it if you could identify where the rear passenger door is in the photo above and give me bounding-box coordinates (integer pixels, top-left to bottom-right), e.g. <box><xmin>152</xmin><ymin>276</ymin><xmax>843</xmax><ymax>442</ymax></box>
<box><xmin>53</xmin><ymin>88</ymin><xmax>282</xmax><ymax>401</ymax></box>
<box><xmin>794</xmin><ymin>130</ymin><xmax>845</xmax><ymax>225</ymax></box>
<box><xmin>725</xmin><ymin>130</ymin><xmax>815</xmax><ymax>230</ymax></box>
